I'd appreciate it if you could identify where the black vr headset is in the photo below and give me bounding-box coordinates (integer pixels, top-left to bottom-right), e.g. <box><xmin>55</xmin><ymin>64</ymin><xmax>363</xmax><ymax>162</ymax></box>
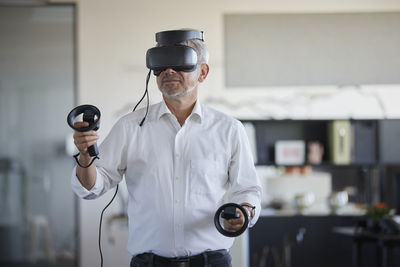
<box><xmin>146</xmin><ymin>30</ymin><xmax>204</xmax><ymax>76</ymax></box>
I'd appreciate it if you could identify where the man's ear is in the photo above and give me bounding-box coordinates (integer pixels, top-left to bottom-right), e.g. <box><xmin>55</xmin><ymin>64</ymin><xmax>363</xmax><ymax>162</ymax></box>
<box><xmin>198</xmin><ymin>63</ymin><xmax>209</xmax><ymax>83</ymax></box>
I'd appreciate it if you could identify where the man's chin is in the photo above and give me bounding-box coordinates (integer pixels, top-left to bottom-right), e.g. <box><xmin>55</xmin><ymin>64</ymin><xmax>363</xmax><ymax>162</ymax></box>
<box><xmin>163</xmin><ymin>92</ymin><xmax>186</xmax><ymax>99</ymax></box>
<box><xmin>159</xmin><ymin>85</ymin><xmax>195</xmax><ymax>100</ymax></box>
<box><xmin>160</xmin><ymin>88</ymin><xmax>186</xmax><ymax>99</ymax></box>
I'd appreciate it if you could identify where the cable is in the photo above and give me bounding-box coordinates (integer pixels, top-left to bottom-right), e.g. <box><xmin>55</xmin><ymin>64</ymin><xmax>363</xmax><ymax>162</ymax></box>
<box><xmin>98</xmin><ymin>69</ymin><xmax>151</xmax><ymax>267</ymax></box>
<box><xmin>139</xmin><ymin>87</ymin><xmax>149</xmax><ymax>126</ymax></box>
<box><xmin>139</xmin><ymin>70</ymin><xmax>151</xmax><ymax>126</ymax></box>
<box><xmin>73</xmin><ymin>153</ymin><xmax>99</xmax><ymax>168</ymax></box>
<box><xmin>99</xmin><ymin>184</ymin><xmax>119</xmax><ymax>267</ymax></box>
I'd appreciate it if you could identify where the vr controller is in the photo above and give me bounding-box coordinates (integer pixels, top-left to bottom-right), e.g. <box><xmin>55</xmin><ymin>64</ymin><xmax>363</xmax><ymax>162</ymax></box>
<box><xmin>146</xmin><ymin>30</ymin><xmax>204</xmax><ymax>76</ymax></box>
<box><xmin>214</xmin><ymin>203</ymin><xmax>249</xmax><ymax>237</ymax></box>
<box><xmin>67</xmin><ymin>105</ymin><xmax>101</xmax><ymax>167</ymax></box>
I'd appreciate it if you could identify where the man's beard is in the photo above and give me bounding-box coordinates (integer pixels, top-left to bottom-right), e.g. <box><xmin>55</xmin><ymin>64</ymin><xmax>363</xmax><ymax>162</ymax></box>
<box><xmin>158</xmin><ymin>83</ymin><xmax>196</xmax><ymax>100</ymax></box>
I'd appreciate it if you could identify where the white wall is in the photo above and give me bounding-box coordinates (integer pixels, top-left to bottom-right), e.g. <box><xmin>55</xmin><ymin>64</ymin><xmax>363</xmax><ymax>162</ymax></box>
<box><xmin>49</xmin><ymin>0</ymin><xmax>400</xmax><ymax>266</ymax></box>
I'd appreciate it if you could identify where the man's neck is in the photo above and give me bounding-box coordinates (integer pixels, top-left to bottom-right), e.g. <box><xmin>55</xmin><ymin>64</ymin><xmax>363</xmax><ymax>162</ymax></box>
<box><xmin>163</xmin><ymin>92</ymin><xmax>197</xmax><ymax>126</ymax></box>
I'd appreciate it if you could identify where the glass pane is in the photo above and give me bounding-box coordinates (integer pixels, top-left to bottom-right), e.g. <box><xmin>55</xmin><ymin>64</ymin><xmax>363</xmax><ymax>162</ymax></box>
<box><xmin>0</xmin><ymin>5</ymin><xmax>76</xmax><ymax>267</ymax></box>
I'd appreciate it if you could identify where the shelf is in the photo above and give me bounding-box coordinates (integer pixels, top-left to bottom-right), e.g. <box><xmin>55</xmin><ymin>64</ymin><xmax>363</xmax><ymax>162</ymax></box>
<box><xmin>256</xmin><ymin>162</ymin><xmax>381</xmax><ymax>168</ymax></box>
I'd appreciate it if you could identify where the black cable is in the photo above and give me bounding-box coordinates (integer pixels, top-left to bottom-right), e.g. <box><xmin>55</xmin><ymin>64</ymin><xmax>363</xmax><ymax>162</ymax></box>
<box><xmin>139</xmin><ymin>70</ymin><xmax>151</xmax><ymax>126</ymax></box>
<box><xmin>139</xmin><ymin>89</ymin><xmax>149</xmax><ymax>126</ymax></box>
<box><xmin>98</xmin><ymin>70</ymin><xmax>151</xmax><ymax>267</ymax></box>
<box><xmin>132</xmin><ymin>81</ymin><xmax>148</xmax><ymax>111</ymax></box>
<box><xmin>133</xmin><ymin>70</ymin><xmax>151</xmax><ymax>110</ymax></box>
<box><xmin>73</xmin><ymin>153</ymin><xmax>99</xmax><ymax>168</ymax></box>
<box><xmin>99</xmin><ymin>184</ymin><xmax>119</xmax><ymax>267</ymax></box>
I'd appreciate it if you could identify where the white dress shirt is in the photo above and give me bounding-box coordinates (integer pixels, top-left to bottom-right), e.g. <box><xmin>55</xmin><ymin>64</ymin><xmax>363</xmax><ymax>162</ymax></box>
<box><xmin>71</xmin><ymin>99</ymin><xmax>262</xmax><ymax>257</ymax></box>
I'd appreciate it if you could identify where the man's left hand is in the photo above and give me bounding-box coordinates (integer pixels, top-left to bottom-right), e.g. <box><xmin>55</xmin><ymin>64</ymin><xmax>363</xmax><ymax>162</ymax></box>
<box><xmin>222</xmin><ymin>208</ymin><xmax>246</xmax><ymax>232</ymax></box>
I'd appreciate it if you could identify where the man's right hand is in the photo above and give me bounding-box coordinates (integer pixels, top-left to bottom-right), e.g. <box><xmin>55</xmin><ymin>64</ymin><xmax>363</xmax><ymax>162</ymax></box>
<box><xmin>73</xmin><ymin>121</ymin><xmax>99</xmax><ymax>190</ymax></box>
<box><xmin>73</xmin><ymin>121</ymin><xmax>99</xmax><ymax>158</ymax></box>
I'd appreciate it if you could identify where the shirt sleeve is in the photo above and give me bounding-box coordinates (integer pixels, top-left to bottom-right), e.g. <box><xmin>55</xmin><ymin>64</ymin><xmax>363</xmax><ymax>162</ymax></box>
<box><xmin>70</xmin><ymin>118</ymin><xmax>128</xmax><ymax>199</ymax></box>
<box><xmin>227</xmin><ymin>120</ymin><xmax>262</xmax><ymax>227</ymax></box>
<box><xmin>70</xmin><ymin>166</ymin><xmax>105</xmax><ymax>200</ymax></box>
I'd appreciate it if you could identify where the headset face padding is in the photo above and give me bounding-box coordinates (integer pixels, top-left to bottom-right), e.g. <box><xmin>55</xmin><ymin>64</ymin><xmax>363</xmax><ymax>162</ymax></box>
<box><xmin>146</xmin><ymin>45</ymin><xmax>198</xmax><ymax>76</ymax></box>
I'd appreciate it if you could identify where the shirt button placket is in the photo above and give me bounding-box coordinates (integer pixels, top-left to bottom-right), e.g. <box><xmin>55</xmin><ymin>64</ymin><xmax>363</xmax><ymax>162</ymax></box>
<box><xmin>173</xmin><ymin>130</ymin><xmax>185</xmax><ymax>251</ymax></box>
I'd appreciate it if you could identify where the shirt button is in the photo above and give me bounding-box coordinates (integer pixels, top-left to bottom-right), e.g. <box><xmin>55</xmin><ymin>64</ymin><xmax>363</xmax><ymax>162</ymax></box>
<box><xmin>175</xmin><ymin>176</ymin><xmax>179</xmax><ymax>180</ymax></box>
<box><xmin>176</xmin><ymin>154</ymin><xmax>180</xmax><ymax>158</ymax></box>
<box><xmin>175</xmin><ymin>199</ymin><xmax>180</xmax><ymax>203</ymax></box>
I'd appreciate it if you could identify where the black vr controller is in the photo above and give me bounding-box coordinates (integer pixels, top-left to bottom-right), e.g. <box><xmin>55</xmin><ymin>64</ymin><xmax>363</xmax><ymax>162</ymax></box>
<box><xmin>67</xmin><ymin>104</ymin><xmax>101</xmax><ymax>159</ymax></box>
<box><xmin>146</xmin><ymin>30</ymin><xmax>204</xmax><ymax>76</ymax></box>
<box><xmin>214</xmin><ymin>203</ymin><xmax>249</xmax><ymax>237</ymax></box>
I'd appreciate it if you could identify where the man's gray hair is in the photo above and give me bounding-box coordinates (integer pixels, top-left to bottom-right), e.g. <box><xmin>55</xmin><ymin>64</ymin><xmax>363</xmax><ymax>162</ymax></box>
<box><xmin>178</xmin><ymin>28</ymin><xmax>209</xmax><ymax>64</ymax></box>
<box><xmin>182</xmin><ymin>38</ymin><xmax>209</xmax><ymax>64</ymax></box>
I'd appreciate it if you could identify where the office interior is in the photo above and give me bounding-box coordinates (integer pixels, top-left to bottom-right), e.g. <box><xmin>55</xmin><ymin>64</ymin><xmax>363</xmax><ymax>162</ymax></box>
<box><xmin>1</xmin><ymin>0</ymin><xmax>400</xmax><ymax>266</ymax></box>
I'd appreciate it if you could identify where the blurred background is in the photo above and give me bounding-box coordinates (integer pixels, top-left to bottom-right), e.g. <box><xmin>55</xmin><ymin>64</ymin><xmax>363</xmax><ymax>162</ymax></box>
<box><xmin>1</xmin><ymin>0</ymin><xmax>400</xmax><ymax>267</ymax></box>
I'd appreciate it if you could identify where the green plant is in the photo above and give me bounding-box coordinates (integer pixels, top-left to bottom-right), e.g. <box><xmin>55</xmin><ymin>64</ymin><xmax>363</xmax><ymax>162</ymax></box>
<box><xmin>366</xmin><ymin>202</ymin><xmax>391</xmax><ymax>220</ymax></box>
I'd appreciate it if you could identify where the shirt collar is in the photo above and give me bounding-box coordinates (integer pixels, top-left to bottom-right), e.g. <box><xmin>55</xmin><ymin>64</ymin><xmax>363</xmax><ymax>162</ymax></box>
<box><xmin>157</xmin><ymin>99</ymin><xmax>203</xmax><ymax>122</ymax></box>
<box><xmin>158</xmin><ymin>99</ymin><xmax>172</xmax><ymax>119</ymax></box>
<box><xmin>191</xmin><ymin>99</ymin><xmax>203</xmax><ymax>121</ymax></box>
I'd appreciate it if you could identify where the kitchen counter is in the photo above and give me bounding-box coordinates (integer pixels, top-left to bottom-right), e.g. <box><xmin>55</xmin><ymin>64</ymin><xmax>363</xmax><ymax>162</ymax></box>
<box><xmin>260</xmin><ymin>202</ymin><xmax>366</xmax><ymax>217</ymax></box>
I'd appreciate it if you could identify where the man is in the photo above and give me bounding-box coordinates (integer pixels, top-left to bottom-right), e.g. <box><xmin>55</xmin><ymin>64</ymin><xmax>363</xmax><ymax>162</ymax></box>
<box><xmin>71</xmin><ymin>29</ymin><xmax>262</xmax><ymax>267</ymax></box>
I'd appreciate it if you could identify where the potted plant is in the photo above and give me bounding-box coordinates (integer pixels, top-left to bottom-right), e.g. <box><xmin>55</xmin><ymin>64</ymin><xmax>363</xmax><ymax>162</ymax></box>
<box><xmin>366</xmin><ymin>203</ymin><xmax>390</xmax><ymax>232</ymax></box>
<box><xmin>358</xmin><ymin>203</ymin><xmax>400</xmax><ymax>234</ymax></box>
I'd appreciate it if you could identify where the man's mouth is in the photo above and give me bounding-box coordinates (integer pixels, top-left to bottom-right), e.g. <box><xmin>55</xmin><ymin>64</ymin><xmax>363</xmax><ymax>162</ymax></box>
<box><xmin>163</xmin><ymin>79</ymin><xmax>180</xmax><ymax>83</ymax></box>
<box><xmin>162</xmin><ymin>74</ymin><xmax>181</xmax><ymax>83</ymax></box>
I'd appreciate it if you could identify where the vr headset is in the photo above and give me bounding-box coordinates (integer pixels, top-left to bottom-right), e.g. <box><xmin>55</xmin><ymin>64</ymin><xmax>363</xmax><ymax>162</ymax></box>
<box><xmin>146</xmin><ymin>30</ymin><xmax>204</xmax><ymax>76</ymax></box>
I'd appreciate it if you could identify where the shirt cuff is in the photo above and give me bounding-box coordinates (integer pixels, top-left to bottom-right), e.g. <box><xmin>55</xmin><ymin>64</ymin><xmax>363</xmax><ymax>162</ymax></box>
<box><xmin>230</xmin><ymin>194</ymin><xmax>261</xmax><ymax>228</ymax></box>
<box><xmin>70</xmin><ymin>166</ymin><xmax>104</xmax><ymax>199</ymax></box>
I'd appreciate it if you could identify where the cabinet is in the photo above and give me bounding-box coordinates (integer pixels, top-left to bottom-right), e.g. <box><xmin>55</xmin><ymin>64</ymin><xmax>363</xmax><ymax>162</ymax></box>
<box><xmin>243</xmin><ymin>119</ymin><xmax>400</xmax><ymax>267</ymax></box>
<box><xmin>249</xmin><ymin>215</ymin><xmax>400</xmax><ymax>267</ymax></box>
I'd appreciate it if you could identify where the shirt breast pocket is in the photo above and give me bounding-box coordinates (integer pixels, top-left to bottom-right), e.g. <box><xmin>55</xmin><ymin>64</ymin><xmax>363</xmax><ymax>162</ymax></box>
<box><xmin>190</xmin><ymin>156</ymin><xmax>228</xmax><ymax>195</ymax></box>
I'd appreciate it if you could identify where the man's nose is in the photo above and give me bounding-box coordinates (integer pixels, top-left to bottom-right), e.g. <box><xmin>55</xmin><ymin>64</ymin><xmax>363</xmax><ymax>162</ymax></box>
<box><xmin>163</xmin><ymin>68</ymin><xmax>177</xmax><ymax>74</ymax></box>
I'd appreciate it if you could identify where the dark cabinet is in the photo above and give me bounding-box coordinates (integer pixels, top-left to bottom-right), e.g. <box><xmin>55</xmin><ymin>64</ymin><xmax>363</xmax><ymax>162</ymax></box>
<box><xmin>244</xmin><ymin>119</ymin><xmax>400</xmax><ymax>267</ymax></box>
<box><xmin>249</xmin><ymin>216</ymin><xmax>400</xmax><ymax>267</ymax></box>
